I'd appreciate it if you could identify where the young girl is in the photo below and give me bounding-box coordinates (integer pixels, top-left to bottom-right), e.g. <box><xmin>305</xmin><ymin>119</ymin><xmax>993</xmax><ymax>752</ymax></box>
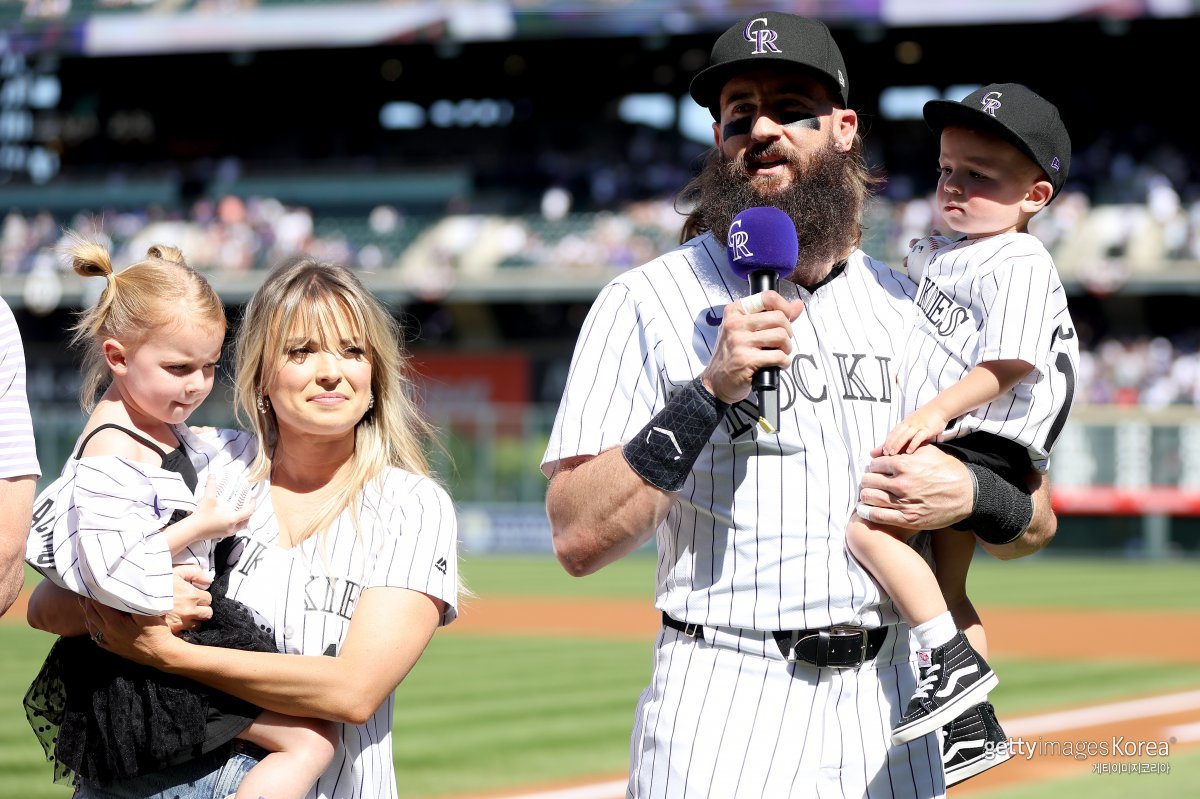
<box><xmin>24</xmin><ymin>235</ymin><xmax>336</xmax><ymax>798</ymax></box>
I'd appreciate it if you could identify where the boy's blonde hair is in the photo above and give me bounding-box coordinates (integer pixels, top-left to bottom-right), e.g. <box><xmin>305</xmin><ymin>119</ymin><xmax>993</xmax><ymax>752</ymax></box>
<box><xmin>66</xmin><ymin>232</ymin><xmax>226</xmax><ymax>411</ymax></box>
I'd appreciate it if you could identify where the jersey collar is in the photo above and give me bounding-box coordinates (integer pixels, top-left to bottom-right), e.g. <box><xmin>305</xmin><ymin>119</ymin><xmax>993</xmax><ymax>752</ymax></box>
<box><xmin>798</xmin><ymin>259</ymin><xmax>848</xmax><ymax>293</ymax></box>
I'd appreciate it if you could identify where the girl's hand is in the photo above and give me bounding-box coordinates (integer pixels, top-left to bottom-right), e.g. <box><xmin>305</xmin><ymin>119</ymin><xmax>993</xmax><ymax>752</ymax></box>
<box><xmin>189</xmin><ymin>474</ymin><xmax>256</xmax><ymax>543</ymax></box>
<box><xmin>164</xmin><ymin>563</ymin><xmax>214</xmax><ymax>634</ymax></box>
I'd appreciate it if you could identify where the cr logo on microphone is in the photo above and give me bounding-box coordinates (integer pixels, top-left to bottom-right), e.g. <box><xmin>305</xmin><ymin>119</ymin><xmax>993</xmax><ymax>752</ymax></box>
<box><xmin>728</xmin><ymin>220</ymin><xmax>753</xmax><ymax>261</ymax></box>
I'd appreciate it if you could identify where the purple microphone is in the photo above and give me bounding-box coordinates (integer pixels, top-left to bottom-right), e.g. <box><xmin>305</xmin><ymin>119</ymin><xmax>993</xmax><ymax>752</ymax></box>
<box><xmin>726</xmin><ymin>206</ymin><xmax>798</xmax><ymax>433</ymax></box>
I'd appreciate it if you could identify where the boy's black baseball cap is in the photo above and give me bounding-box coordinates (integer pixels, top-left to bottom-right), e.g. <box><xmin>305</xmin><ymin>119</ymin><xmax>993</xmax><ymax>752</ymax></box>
<box><xmin>923</xmin><ymin>83</ymin><xmax>1072</xmax><ymax>200</ymax></box>
<box><xmin>689</xmin><ymin>12</ymin><xmax>849</xmax><ymax>118</ymax></box>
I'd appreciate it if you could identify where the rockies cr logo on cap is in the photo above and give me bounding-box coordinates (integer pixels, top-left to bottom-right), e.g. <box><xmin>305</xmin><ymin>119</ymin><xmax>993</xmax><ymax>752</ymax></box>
<box><xmin>744</xmin><ymin>18</ymin><xmax>782</xmax><ymax>54</ymax></box>
<box><xmin>980</xmin><ymin>91</ymin><xmax>1003</xmax><ymax>116</ymax></box>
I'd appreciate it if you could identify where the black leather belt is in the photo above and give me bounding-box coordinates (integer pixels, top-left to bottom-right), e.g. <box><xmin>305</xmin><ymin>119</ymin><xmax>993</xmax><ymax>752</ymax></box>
<box><xmin>662</xmin><ymin>612</ymin><xmax>888</xmax><ymax>668</ymax></box>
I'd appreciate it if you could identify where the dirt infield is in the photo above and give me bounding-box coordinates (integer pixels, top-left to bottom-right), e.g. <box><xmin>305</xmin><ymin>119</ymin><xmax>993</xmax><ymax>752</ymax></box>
<box><xmin>447</xmin><ymin>596</ymin><xmax>1200</xmax><ymax>797</ymax></box>
<box><xmin>448</xmin><ymin>595</ymin><xmax>1200</xmax><ymax>664</ymax></box>
<box><xmin>11</xmin><ymin>589</ymin><xmax>1198</xmax><ymax>797</ymax></box>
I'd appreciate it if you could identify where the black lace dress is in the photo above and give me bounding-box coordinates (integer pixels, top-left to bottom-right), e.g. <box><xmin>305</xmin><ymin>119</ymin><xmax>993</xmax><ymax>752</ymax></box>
<box><xmin>24</xmin><ymin>424</ymin><xmax>277</xmax><ymax>785</ymax></box>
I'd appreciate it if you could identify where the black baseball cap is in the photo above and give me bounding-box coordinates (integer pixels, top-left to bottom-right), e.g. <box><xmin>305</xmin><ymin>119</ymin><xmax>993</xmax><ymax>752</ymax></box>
<box><xmin>689</xmin><ymin>12</ymin><xmax>849</xmax><ymax>118</ymax></box>
<box><xmin>923</xmin><ymin>83</ymin><xmax>1072</xmax><ymax>201</ymax></box>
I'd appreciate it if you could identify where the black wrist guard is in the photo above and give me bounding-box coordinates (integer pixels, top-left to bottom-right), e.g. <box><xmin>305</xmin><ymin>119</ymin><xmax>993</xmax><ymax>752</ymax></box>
<box><xmin>622</xmin><ymin>377</ymin><xmax>729</xmax><ymax>492</ymax></box>
<box><xmin>956</xmin><ymin>462</ymin><xmax>1034</xmax><ymax>545</ymax></box>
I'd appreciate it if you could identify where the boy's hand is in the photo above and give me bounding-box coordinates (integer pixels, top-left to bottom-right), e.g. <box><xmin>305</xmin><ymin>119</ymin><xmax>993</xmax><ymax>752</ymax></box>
<box><xmin>904</xmin><ymin>233</ymin><xmax>952</xmax><ymax>283</ymax></box>
<box><xmin>883</xmin><ymin>408</ymin><xmax>949</xmax><ymax>455</ymax></box>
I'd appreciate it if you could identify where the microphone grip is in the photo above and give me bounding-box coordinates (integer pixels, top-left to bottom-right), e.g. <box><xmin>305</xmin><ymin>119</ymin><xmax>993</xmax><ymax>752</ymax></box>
<box><xmin>748</xmin><ymin>270</ymin><xmax>779</xmax><ymax>394</ymax></box>
<box><xmin>748</xmin><ymin>270</ymin><xmax>776</xmax><ymax>295</ymax></box>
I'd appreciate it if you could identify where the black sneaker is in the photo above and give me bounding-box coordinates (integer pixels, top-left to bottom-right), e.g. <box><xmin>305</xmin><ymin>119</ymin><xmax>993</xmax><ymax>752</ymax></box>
<box><xmin>891</xmin><ymin>630</ymin><xmax>998</xmax><ymax>745</ymax></box>
<box><xmin>942</xmin><ymin>701</ymin><xmax>1012</xmax><ymax>786</ymax></box>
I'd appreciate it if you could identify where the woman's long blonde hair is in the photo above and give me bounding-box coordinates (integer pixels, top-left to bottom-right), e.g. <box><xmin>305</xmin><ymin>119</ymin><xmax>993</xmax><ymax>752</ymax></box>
<box><xmin>233</xmin><ymin>255</ymin><xmax>437</xmax><ymax>543</ymax></box>
<box><xmin>66</xmin><ymin>232</ymin><xmax>225</xmax><ymax>411</ymax></box>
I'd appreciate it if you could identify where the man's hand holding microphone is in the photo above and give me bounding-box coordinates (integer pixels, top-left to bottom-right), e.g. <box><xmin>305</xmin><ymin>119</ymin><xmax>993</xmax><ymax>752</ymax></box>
<box><xmin>706</xmin><ymin>206</ymin><xmax>804</xmax><ymax>433</ymax></box>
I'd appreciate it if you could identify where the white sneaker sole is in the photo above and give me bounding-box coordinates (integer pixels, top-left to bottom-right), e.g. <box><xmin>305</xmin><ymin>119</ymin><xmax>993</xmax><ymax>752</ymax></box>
<box><xmin>945</xmin><ymin>742</ymin><xmax>1013</xmax><ymax>786</ymax></box>
<box><xmin>891</xmin><ymin>671</ymin><xmax>999</xmax><ymax>745</ymax></box>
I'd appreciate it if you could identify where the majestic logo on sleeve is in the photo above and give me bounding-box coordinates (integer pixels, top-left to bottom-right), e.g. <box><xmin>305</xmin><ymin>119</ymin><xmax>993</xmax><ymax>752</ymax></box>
<box><xmin>915</xmin><ymin>278</ymin><xmax>969</xmax><ymax>337</ymax></box>
<box><xmin>980</xmin><ymin>91</ymin><xmax>1003</xmax><ymax>116</ymax></box>
<box><xmin>744</xmin><ymin>18</ymin><xmax>781</xmax><ymax>54</ymax></box>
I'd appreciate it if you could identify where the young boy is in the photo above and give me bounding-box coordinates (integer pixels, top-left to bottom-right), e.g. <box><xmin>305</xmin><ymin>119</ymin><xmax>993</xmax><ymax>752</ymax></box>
<box><xmin>846</xmin><ymin>83</ymin><xmax>1080</xmax><ymax>784</ymax></box>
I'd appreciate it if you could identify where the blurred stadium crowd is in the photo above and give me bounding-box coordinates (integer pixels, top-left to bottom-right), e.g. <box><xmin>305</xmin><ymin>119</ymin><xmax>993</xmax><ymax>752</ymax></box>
<box><xmin>3</xmin><ymin>127</ymin><xmax>1199</xmax><ymax>410</ymax></box>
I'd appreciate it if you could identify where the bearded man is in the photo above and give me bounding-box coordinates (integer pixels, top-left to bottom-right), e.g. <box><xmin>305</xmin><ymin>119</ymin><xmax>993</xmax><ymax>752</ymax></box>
<box><xmin>540</xmin><ymin>12</ymin><xmax>1057</xmax><ymax>799</ymax></box>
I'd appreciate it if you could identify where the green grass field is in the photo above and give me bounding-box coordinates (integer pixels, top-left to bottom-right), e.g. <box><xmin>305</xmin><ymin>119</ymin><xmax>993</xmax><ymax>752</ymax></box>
<box><xmin>3</xmin><ymin>556</ymin><xmax>1199</xmax><ymax>798</ymax></box>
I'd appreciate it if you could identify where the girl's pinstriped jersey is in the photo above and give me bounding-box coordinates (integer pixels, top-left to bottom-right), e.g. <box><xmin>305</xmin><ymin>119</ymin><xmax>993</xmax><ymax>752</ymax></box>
<box><xmin>542</xmin><ymin>232</ymin><xmax>920</xmax><ymax>633</ymax></box>
<box><xmin>900</xmin><ymin>233</ymin><xmax>1080</xmax><ymax>471</ymax></box>
<box><xmin>26</xmin><ymin>424</ymin><xmax>256</xmax><ymax>615</ymax></box>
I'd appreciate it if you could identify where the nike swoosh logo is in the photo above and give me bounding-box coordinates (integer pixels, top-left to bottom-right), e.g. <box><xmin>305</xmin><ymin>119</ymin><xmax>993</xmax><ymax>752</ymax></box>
<box><xmin>1056</xmin><ymin>325</ymin><xmax>1076</xmax><ymax>341</ymax></box>
<box><xmin>705</xmin><ymin>308</ymin><xmax>722</xmax><ymax>326</ymax></box>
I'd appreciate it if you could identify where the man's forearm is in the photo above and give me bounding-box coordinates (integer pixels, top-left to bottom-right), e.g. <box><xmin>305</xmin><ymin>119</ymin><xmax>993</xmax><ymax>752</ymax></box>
<box><xmin>0</xmin><ymin>476</ymin><xmax>35</xmax><ymax>617</ymax></box>
<box><xmin>980</xmin><ymin>473</ymin><xmax>1056</xmax><ymax>560</ymax></box>
<box><xmin>546</xmin><ymin>448</ymin><xmax>672</xmax><ymax>577</ymax></box>
<box><xmin>0</xmin><ymin>567</ymin><xmax>21</xmax><ymax>618</ymax></box>
<box><xmin>856</xmin><ymin>446</ymin><xmax>1055</xmax><ymax>558</ymax></box>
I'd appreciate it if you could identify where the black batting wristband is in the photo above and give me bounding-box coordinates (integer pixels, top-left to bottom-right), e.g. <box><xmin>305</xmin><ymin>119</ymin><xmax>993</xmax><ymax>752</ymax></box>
<box><xmin>957</xmin><ymin>462</ymin><xmax>1034</xmax><ymax>545</ymax></box>
<box><xmin>622</xmin><ymin>377</ymin><xmax>729</xmax><ymax>492</ymax></box>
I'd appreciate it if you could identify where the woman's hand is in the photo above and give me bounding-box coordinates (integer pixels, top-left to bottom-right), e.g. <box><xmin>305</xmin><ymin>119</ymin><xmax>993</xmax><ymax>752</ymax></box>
<box><xmin>83</xmin><ymin>599</ymin><xmax>182</xmax><ymax>668</ymax></box>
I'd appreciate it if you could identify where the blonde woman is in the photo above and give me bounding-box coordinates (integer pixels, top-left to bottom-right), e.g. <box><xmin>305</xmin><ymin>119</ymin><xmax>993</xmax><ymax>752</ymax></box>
<box><xmin>29</xmin><ymin>255</ymin><xmax>460</xmax><ymax>798</ymax></box>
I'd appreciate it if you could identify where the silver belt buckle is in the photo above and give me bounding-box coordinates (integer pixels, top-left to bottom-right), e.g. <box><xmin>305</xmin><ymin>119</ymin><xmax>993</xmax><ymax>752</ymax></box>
<box><xmin>828</xmin><ymin>626</ymin><xmax>869</xmax><ymax>669</ymax></box>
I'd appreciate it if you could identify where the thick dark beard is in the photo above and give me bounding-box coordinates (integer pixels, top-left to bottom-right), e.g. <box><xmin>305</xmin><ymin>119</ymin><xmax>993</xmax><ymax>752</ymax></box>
<box><xmin>692</xmin><ymin>136</ymin><xmax>860</xmax><ymax>283</ymax></box>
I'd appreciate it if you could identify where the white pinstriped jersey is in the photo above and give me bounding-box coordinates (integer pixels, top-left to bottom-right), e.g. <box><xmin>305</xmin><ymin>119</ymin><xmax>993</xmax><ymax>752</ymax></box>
<box><xmin>542</xmin><ymin>231</ymin><xmax>918</xmax><ymax>632</ymax></box>
<box><xmin>222</xmin><ymin>464</ymin><xmax>459</xmax><ymax>799</ymax></box>
<box><xmin>899</xmin><ymin>233</ymin><xmax>1079</xmax><ymax>471</ymax></box>
<box><xmin>25</xmin><ymin>424</ymin><xmax>256</xmax><ymax>615</ymax></box>
<box><xmin>0</xmin><ymin>297</ymin><xmax>40</xmax><ymax>479</ymax></box>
